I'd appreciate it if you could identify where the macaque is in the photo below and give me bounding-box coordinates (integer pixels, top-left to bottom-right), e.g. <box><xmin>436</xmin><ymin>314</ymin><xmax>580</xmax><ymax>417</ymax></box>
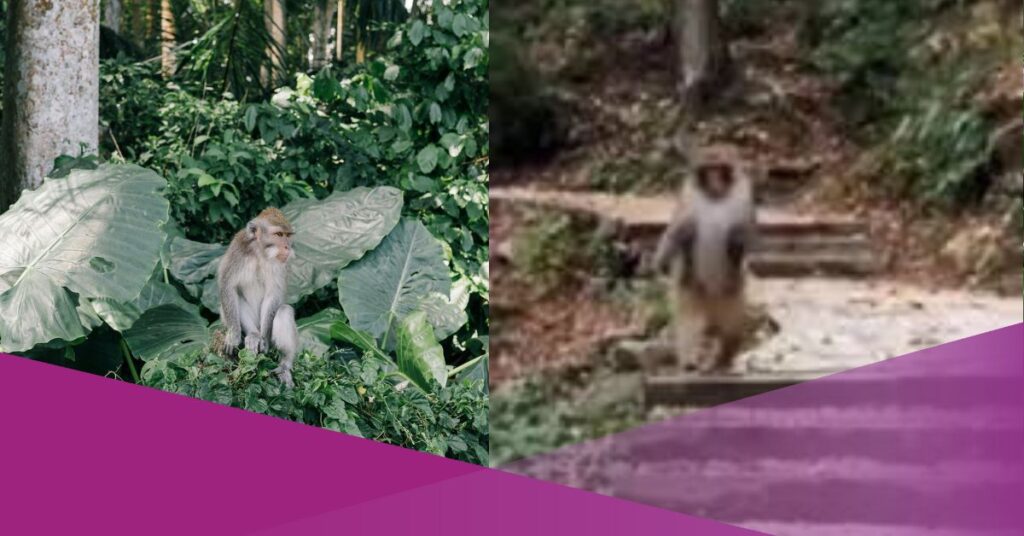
<box><xmin>653</xmin><ymin>150</ymin><xmax>757</xmax><ymax>372</ymax></box>
<box><xmin>216</xmin><ymin>207</ymin><xmax>300</xmax><ymax>387</ymax></box>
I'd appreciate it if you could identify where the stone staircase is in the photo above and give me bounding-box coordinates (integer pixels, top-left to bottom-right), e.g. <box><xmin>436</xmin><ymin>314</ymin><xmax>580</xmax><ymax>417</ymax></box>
<box><xmin>490</xmin><ymin>187</ymin><xmax>878</xmax><ymax>278</ymax></box>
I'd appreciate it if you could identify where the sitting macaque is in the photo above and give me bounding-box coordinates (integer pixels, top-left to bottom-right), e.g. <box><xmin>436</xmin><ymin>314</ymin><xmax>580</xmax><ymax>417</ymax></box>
<box><xmin>214</xmin><ymin>208</ymin><xmax>300</xmax><ymax>387</ymax></box>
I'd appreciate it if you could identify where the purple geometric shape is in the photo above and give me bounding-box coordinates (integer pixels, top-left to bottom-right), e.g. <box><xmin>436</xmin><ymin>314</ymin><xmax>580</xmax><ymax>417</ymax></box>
<box><xmin>0</xmin><ymin>354</ymin><xmax>756</xmax><ymax>535</ymax></box>
<box><xmin>503</xmin><ymin>324</ymin><xmax>1024</xmax><ymax>535</ymax></box>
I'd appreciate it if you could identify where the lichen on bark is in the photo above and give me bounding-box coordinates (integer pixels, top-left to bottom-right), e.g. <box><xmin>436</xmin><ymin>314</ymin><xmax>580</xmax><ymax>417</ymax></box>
<box><xmin>0</xmin><ymin>0</ymin><xmax>99</xmax><ymax>212</ymax></box>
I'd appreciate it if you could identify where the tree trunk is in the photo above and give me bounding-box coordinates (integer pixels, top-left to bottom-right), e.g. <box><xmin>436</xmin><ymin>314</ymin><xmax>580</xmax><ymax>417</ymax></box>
<box><xmin>262</xmin><ymin>0</ymin><xmax>286</xmax><ymax>87</ymax></box>
<box><xmin>103</xmin><ymin>0</ymin><xmax>122</xmax><ymax>32</ymax></box>
<box><xmin>310</xmin><ymin>0</ymin><xmax>336</xmax><ymax>70</ymax></box>
<box><xmin>0</xmin><ymin>0</ymin><xmax>100</xmax><ymax>212</ymax></box>
<box><xmin>355</xmin><ymin>41</ymin><xmax>365</xmax><ymax>64</ymax></box>
<box><xmin>353</xmin><ymin>2</ymin><xmax>364</xmax><ymax>64</ymax></box>
<box><xmin>676</xmin><ymin>0</ymin><xmax>730</xmax><ymax>115</ymax></box>
<box><xmin>130</xmin><ymin>0</ymin><xmax>144</xmax><ymax>45</ymax></box>
<box><xmin>159</xmin><ymin>0</ymin><xmax>175</xmax><ymax>77</ymax></box>
<box><xmin>334</xmin><ymin>0</ymin><xmax>345</xmax><ymax>62</ymax></box>
<box><xmin>144</xmin><ymin>0</ymin><xmax>157</xmax><ymax>43</ymax></box>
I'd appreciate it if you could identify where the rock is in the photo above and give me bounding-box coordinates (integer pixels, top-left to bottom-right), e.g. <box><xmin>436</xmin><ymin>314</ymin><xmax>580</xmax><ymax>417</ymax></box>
<box><xmin>609</xmin><ymin>338</ymin><xmax>674</xmax><ymax>371</ymax></box>
<box><xmin>939</xmin><ymin>225</ymin><xmax>1004</xmax><ymax>276</ymax></box>
<box><xmin>992</xmin><ymin>171</ymin><xmax>1023</xmax><ymax>196</ymax></box>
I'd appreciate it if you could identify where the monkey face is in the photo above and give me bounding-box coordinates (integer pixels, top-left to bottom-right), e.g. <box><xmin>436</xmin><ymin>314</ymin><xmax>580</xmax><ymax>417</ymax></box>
<box><xmin>260</xmin><ymin>225</ymin><xmax>294</xmax><ymax>263</ymax></box>
<box><xmin>696</xmin><ymin>164</ymin><xmax>734</xmax><ymax>200</ymax></box>
<box><xmin>244</xmin><ymin>208</ymin><xmax>295</xmax><ymax>264</ymax></box>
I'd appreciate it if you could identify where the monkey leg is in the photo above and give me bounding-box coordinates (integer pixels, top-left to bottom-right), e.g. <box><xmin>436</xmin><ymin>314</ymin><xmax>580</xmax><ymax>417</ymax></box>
<box><xmin>239</xmin><ymin>302</ymin><xmax>264</xmax><ymax>354</ymax></box>
<box><xmin>706</xmin><ymin>295</ymin><xmax>749</xmax><ymax>373</ymax></box>
<box><xmin>270</xmin><ymin>305</ymin><xmax>298</xmax><ymax>388</ymax></box>
<box><xmin>670</xmin><ymin>284</ymin><xmax>708</xmax><ymax>371</ymax></box>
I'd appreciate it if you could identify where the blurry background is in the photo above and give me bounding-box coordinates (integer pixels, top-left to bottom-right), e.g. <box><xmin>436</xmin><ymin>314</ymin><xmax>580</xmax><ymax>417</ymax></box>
<box><xmin>489</xmin><ymin>0</ymin><xmax>1022</xmax><ymax>465</ymax></box>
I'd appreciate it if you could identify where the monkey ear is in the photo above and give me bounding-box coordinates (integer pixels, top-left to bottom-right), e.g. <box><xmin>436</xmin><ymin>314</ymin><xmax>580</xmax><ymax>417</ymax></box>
<box><xmin>246</xmin><ymin>220</ymin><xmax>259</xmax><ymax>238</ymax></box>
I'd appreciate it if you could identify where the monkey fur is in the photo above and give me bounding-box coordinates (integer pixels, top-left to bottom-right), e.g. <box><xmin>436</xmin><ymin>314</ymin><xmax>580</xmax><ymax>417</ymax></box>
<box><xmin>653</xmin><ymin>152</ymin><xmax>757</xmax><ymax>372</ymax></box>
<box><xmin>216</xmin><ymin>207</ymin><xmax>300</xmax><ymax>387</ymax></box>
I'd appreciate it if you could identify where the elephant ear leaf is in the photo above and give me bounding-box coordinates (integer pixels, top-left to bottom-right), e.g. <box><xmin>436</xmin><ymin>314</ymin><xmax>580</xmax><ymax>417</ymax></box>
<box><xmin>417</xmin><ymin>276</ymin><xmax>472</xmax><ymax>340</ymax></box>
<box><xmin>283</xmin><ymin>186</ymin><xmax>403</xmax><ymax>301</ymax></box>
<box><xmin>164</xmin><ymin>233</ymin><xmax>226</xmax><ymax>306</ymax></box>
<box><xmin>83</xmin><ymin>275</ymin><xmax>199</xmax><ymax>332</ymax></box>
<box><xmin>337</xmin><ymin>218</ymin><xmax>450</xmax><ymax>342</ymax></box>
<box><xmin>124</xmin><ymin>304</ymin><xmax>210</xmax><ymax>362</ymax></box>
<box><xmin>396</xmin><ymin>311</ymin><xmax>447</xmax><ymax>391</ymax></box>
<box><xmin>296</xmin><ymin>308</ymin><xmax>347</xmax><ymax>357</ymax></box>
<box><xmin>0</xmin><ymin>164</ymin><xmax>169</xmax><ymax>352</ymax></box>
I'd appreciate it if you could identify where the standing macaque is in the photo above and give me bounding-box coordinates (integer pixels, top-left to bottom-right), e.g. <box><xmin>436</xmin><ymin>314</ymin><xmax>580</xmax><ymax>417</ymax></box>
<box><xmin>216</xmin><ymin>208</ymin><xmax>300</xmax><ymax>387</ymax></box>
<box><xmin>653</xmin><ymin>149</ymin><xmax>756</xmax><ymax>372</ymax></box>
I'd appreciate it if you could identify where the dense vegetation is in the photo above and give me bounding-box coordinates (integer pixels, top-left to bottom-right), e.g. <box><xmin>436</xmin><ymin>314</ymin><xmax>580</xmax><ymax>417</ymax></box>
<box><xmin>0</xmin><ymin>0</ymin><xmax>489</xmax><ymax>464</ymax></box>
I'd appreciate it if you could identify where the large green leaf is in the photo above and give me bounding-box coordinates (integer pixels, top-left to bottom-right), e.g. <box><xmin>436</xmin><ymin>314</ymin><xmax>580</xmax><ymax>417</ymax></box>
<box><xmin>0</xmin><ymin>164</ymin><xmax>169</xmax><ymax>352</ymax></box>
<box><xmin>329</xmin><ymin>321</ymin><xmax>390</xmax><ymax>362</ymax></box>
<box><xmin>164</xmin><ymin>233</ymin><xmax>226</xmax><ymax>306</ymax></box>
<box><xmin>396</xmin><ymin>311</ymin><xmax>446</xmax><ymax>391</ymax></box>
<box><xmin>283</xmin><ymin>186</ymin><xmax>403</xmax><ymax>301</ymax></box>
<box><xmin>454</xmin><ymin>350</ymin><xmax>488</xmax><ymax>393</ymax></box>
<box><xmin>417</xmin><ymin>276</ymin><xmax>471</xmax><ymax>340</ymax></box>
<box><xmin>297</xmin><ymin>308</ymin><xmax>347</xmax><ymax>356</ymax></box>
<box><xmin>337</xmin><ymin>218</ymin><xmax>450</xmax><ymax>341</ymax></box>
<box><xmin>83</xmin><ymin>274</ymin><xmax>199</xmax><ymax>332</ymax></box>
<box><xmin>123</xmin><ymin>304</ymin><xmax>210</xmax><ymax>362</ymax></box>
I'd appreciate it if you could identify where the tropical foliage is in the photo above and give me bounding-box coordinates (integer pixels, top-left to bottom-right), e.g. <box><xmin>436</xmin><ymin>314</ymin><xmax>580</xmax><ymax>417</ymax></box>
<box><xmin>0</xmin><ymin>0</ymin><xmax>488</xmax><ymax>464</ymax></box>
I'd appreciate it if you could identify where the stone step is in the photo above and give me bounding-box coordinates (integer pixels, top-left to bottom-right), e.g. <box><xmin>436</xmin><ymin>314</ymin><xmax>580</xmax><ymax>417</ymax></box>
<box><xmin>612</xmin><ymin>458</ymin><xmax>1021</xmax><ymax>528</ymax></box>
<box><xmin>612</xmin><ymin>407</ymin><xmax>1022</xmax><ymax>465</ymax></box>
<box><xmin>749</xmin><ymin>251</ymin><xmax>878</xmax><ymax>278</ymax></box>
<box><xmin>754</xmin><ymin>235</ymin><xmax>872</xmax><ymax>255</ymax></box>
<box><xmin>629</xmin><ymin>215</ymin><xmax>868</xmax><ymax>242</ymax></box>
<box><xmin>492</xmin><ymin>187</ymin><xmax>878</xmax><ymax>277</ymax></box>
<box><xmin>644</xmin><ymin>373</ymin><xmax>1020</xmax><ymax>409</ymax></box>
<box><xmin>491</xmin><ymin>187</ymin><xmax>867</xmax><ymax>238</ymax></box>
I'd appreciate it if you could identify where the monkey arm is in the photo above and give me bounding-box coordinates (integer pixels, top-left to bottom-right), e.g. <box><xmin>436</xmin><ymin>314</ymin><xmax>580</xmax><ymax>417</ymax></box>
<box><xmin>725</xmin><ymin>221</ymin><xmax>757</xmax><ymax>286</ymax></box>
<box><xmin>654</xmin><ymin>216</ymin><xmax>696</xmax><ymax>274</ymax></box>
<box><xmin>219</xmin><ymin>281</ymin><xmax>242</xmax><ymax>347</ymax></box>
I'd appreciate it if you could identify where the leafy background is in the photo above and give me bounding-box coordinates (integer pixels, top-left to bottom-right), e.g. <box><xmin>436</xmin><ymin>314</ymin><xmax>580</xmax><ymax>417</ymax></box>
<box><xmin>0</xmin><ymin>0</ymin><xmax>488</xmax><ymax>466</ymax></box>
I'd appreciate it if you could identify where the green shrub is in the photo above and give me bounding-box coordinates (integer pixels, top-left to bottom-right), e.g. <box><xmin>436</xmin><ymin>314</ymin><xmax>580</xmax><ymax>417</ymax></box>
<box><xmin>884</xmin><ymin>96</ymin><xmax>992</xmax><ymax>205</ymax></box>
<box><xmin>142</xmin><ymin>349</ymin><xmax>489</xmax><ymax>465</ymax></box>
<box><xmin>801</xmin><ymin>0</ymin><xmax>1001</xmax><ymax>207</ymax></box>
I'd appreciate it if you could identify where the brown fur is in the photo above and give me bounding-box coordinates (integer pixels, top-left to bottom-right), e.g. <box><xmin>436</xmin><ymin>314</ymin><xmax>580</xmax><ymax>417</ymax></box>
<box><xmin>654</xmin><ymin>152</ymin><xmax>758</xmax><ymax>373</ymax></box>
<box><xmin>257</xmin><ymin>207</ymin><xmax>293</xmax><ymax>232</ymax></box>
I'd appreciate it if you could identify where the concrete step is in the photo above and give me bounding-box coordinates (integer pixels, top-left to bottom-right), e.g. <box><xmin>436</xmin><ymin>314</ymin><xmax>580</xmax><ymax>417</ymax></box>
<box><xmin>612</xmin><ymin>458</ymin><xmax>1021</xmax><ymax>528</ymax></box>
<box><xmin>627</xmin><ymin>212</ymin><xmax>867</xmax><ymax>245</ymax></box>
<box><xmin>754</xmin><ymin>235</ymin><xmax>872</xmax><ymax>255</ymax></box>
<box><xmin>492</xmin><ymin>187</ymin><xmax>878</xmax><ymax>277</ymax></box>
<box><xmin>612</xmin><ymin>407</ymin><xmax>1022</xmax><ymax>464</ymax></box>
<box><xmin>644</xmin><ymin>372</ymin><xmax>1020</xmax><ymax>409</ymax></box>
<box><xmin>491</xmin><ymin>187</ymin><xmax>867</xmax><ymax>238</ymax></box>
<box><xmin>749</xmin><ymin>251</ymin><xmax>878</xmax><ymax>278</ymax></box>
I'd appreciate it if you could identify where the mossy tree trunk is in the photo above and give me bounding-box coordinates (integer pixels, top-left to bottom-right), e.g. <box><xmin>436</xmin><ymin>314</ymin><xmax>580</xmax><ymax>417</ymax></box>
<box><xmin>0</xmin><ymin>0</ymin><xmax>99</xmax><ymax>212</ymax></box>
<box><xmin>676</xmin><ymin>0</ymin><xmax>731</xmax><ymax>116</ymax></box>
